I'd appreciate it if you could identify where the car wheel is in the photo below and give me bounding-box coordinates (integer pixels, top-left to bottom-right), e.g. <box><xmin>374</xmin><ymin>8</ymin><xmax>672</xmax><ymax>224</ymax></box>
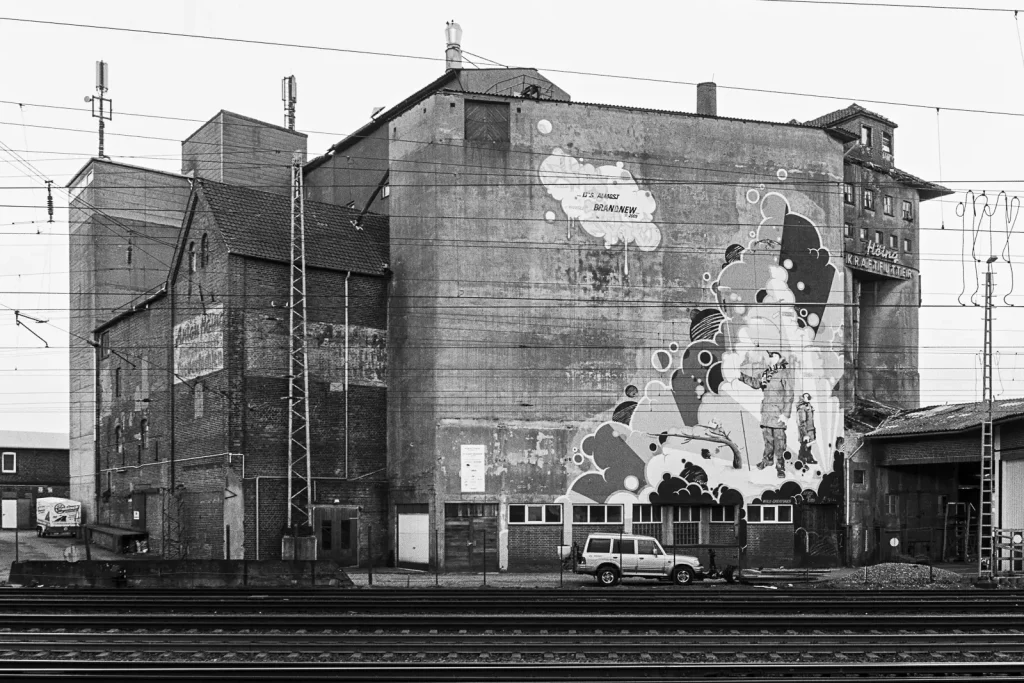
<box><xmin>672</xmin><ymin>565</ymin><xmax>695</xmax><ymax>586</ymax></box>
<box><xmin>724</xmin><ymin>567</ymin><xmax>737</xmax><ymax>584</ymax></box>
<box><xmin>36</xmin><ymin>527</ymin><xmax>41</xmax><ymax>537</ymax></box>
<box><xmin>596</xmin><ymin>566</ymin><xmax>620</xmax><ymax>587</ymax></box>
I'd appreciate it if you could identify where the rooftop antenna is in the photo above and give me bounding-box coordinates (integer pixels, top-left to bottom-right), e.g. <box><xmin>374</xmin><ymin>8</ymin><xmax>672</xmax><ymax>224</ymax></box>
<box><xmin>281</xmin><ymin>75</ymin><xmax>297</xmax><ymax>131</ymax></box>
<box><xmin>84</xmin><ymin>61</ymin><xmax>112</xmax><ymax>158</ymax></box>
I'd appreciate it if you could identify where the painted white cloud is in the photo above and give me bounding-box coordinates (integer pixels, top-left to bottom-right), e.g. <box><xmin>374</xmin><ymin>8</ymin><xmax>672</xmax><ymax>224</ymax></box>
<box><xmin>539</xmin><ymin>148</ymin><xmax>660</xmax><ymax>251</ymax></box>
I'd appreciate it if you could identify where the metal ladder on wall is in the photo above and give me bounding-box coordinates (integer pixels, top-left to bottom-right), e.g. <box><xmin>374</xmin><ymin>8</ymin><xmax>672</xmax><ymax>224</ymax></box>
<box><xmin>979</xmin><ymin>420</ymin><xmax>995</xmax><ymax>575</ymax></box>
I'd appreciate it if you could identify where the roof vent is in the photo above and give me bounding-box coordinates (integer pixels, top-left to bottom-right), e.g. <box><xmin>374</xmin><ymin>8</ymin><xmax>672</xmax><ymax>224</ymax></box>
<box><xmin>445</xmin><ymin>21</ymin><xmax>463</xmax><ymax>71</ymax></box>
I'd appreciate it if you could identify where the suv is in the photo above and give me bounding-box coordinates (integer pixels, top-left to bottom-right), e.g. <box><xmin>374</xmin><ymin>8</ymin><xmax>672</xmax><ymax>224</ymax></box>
<box><xmin>575</xmin><ymin>533</ymin><xmax>705</xmax><ymax>586</ymax></box>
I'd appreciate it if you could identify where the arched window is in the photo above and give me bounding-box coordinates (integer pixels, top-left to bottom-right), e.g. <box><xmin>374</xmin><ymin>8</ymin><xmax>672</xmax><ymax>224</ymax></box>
<box><xmin>200</xmin><ymin>233</ymin><xmax>209</xmax><ymax>268</ymax></box>
<box><xmin>115</xmin><ymin>367</ymin><xmax>121</xmax><ymax>398</ymax></box>
<box><xmin>188</xmin><ymin>241</ymin><xmax>196</xmax><ymax>274</ymax></box>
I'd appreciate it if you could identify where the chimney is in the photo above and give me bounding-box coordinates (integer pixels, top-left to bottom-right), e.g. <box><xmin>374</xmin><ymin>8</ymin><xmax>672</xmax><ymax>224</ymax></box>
<box><xmin>445</xmin><ymin>21</ymin><xmax>463</xmax><ymax>71</ymax></box>
<box><xmin>697</xmin><ymin>82</ymin><xmax>717</xmax><ymax>117</ymax></box>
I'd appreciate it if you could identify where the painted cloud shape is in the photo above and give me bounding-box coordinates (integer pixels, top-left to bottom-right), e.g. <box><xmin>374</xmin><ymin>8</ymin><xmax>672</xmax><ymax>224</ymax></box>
<box><xmin>539</xmin><ymin>148</ymin><xmax>660</xmax><ymax>251</ymax></box>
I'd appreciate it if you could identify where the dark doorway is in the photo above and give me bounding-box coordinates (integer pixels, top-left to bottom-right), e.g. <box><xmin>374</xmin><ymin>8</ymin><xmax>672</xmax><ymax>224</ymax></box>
<box><xmin>131</xmin><ymin>493</ymin><xmax>146</xmax><ymax>531</ymax></box>
<box><xmin>444</xmin><ymin>502</ymin><xmax>498</xmax><ymax>572</ymax></box>
<box><xmin>313</xmin><ymin>506</ymin><xmax>359</xmax><ymax>566</ymax></box>
<box><xmin>796</xmin><ymin>504</ymin><xmax>840</xmax><ymax>567</ymax></box>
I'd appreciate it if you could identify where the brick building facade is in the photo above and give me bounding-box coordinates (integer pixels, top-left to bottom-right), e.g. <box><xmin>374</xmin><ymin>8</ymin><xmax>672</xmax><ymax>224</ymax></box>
<box><xmin>0</xmin><ymin>431</ymin><xmax>70</xmax><ymax>530</ymax></box>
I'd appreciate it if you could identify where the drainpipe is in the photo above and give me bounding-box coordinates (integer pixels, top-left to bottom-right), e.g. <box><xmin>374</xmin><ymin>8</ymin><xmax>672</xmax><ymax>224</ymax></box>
<box><xmin>345</xmin><ymin>271</ymin><xmax>350</xmax><ymax>479</ymax></box>
<box><xmin>93</xmin><ymin>335</ymin><xmax>101</xmax><ymax>526</ymax></box>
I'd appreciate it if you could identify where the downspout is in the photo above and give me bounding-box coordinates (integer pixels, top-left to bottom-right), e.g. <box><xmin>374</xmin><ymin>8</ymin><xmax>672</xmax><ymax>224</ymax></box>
<box><xmin>92</xmin><ymin>336</ymin><xmax>101</xmax><ymax>526</ymax></box>
<box><xmin>345</xmin><ymin>271</ymin><xmax>350</xmax><ymax>479</ymax></box>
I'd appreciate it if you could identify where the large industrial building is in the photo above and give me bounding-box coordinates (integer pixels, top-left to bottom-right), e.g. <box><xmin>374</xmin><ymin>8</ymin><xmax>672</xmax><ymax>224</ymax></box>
<box><xmin>68</xmin><ymin>28</ymin><xmax>957</xmax><ymax>569</ymax></box>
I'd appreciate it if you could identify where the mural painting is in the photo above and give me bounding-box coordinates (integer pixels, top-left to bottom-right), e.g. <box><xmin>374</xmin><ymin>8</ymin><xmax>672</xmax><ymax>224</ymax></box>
<box><xmin>538</xmin><ymin>142</ymin><xmax>845</xmax><ymax>530</ymax></box>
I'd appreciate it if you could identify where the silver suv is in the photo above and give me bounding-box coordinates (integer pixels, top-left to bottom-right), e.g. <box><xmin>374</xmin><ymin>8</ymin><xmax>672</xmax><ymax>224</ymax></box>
<box><xmin>576</xmin><ymin>533</ymin><xmax>705</xmax><ymax>586</ymax></box>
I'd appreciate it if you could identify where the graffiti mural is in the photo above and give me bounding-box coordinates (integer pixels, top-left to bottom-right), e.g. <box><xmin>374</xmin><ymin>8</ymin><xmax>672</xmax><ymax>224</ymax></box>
<box><xmin>551</xmin><ymin>174</ymin><xmax>844</xmax><ymax>512</ymax></box>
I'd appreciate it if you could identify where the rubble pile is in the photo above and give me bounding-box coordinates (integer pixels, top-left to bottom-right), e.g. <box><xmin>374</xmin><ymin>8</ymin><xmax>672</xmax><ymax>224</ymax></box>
<box><xmin>825</xmin><ymin>562</ymin><xmax>970</xmax><ymax>589</ymax></box>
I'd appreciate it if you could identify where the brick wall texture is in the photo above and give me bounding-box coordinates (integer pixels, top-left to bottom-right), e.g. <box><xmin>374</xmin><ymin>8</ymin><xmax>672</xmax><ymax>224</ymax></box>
<box><xmin>508</xmin><ymin>524</ymin><xmax>562</xmax><ymax>571</ymax></box>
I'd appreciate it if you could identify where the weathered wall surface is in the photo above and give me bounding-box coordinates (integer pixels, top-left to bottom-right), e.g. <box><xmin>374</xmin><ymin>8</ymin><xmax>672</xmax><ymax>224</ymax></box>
<box><xmin>387</xmin><ymin>93</ymin><xmax>847</xmax><ymax>568</ymax></box>
<box><xmin>305</xmin><ymin>126</ymin><xmax>390</xmax><ymax>211</ymax></box>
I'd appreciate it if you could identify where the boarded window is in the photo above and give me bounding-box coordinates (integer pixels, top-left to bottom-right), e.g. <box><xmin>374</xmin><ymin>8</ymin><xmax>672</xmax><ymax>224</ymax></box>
<box><xmin>465</xmin><ymin>101</ymin><xmax>510</xmax><ymax>148</ymax></box>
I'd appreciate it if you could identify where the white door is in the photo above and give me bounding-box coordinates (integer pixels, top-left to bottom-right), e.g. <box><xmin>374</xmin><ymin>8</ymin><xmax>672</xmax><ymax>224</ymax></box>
<box><xmin>1</xmin><ymin>500</ymin><xmax>16</xmax><ymax>529</ymax></box>
<box><xmin>397</xmin><ymin>513</ymin><xmax>429</xmax><ymax>567</ymax></box>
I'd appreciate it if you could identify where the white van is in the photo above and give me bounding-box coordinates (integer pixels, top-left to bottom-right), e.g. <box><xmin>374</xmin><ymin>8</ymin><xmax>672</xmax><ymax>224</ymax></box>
<box><xmin>35</xmin><ymin>497</ymin><xmax>81</xmax><ymax>537</ymax></box>
<box><xmin>576</xmin><ymin>533</ymin><xmax>705</xmax><ymax>586</ymax></box>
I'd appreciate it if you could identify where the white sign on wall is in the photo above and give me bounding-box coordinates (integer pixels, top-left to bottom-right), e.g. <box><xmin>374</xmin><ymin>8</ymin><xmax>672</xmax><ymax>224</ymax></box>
<box><xmin>460</xmin><ymin>445</ymin><xmax>486</xmax><ymax>493</ymax></box>
<box><xmin>173</xmin><ymin>304</ymin><xmax>225</xmax><ymax>383</ymax></box>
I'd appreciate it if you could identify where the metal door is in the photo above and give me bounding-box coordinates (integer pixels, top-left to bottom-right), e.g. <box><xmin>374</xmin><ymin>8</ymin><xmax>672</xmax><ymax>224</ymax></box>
<box><xmin>131</xmin><ymin>493</ymin><xmax>146</xmax><ymax>531</ymax></box>
<box><xmin>443</xmin><ymin>503</ymin><xmax>498</xmax><ymax>572</ymax></box>
<box><xmin>397</xmin><ymin>513</ymin><xmax>429</xmax><ymax>569</ymax></box>
<box><xmin>313</xmin><ymin>506</ymin><xmax>359</xmax><ymax>566</ymax></box>
<box><xmin>1</xmin><ymin>499</ymin><xmax>15</xmax><ymax>529</ymax></box>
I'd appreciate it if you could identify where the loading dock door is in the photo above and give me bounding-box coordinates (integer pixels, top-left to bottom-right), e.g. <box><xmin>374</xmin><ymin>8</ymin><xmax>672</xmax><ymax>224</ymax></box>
<box><xmin>444</xmin><ymin>502</ymin><xmax>498</xmax><ymax>572</ymax></box>
<box><xmin>397</xmin><ymin>508</ymin><xmax>429</xmax><ymax>570</ymax></box>
<box><xmin>1</xmin><ymin>499</ymin><xmax>15</xmax><ymax>529</ymax></box>
<box><xmin>313</xmin><ymin>506</ymin><xmax>359</xmax><ymax>566</ymax></box>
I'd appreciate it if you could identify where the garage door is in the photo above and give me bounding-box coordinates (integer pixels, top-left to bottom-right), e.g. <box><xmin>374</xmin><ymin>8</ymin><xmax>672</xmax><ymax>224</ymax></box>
<box><xmin>397</xmin><ymin>509</ymin><xmax>429</xmax><ymax>569</ymax></box>
<box><xmin>1</xmin><ymin>499</ymin><xmax>16</xmax><ymax>529</ymax></box>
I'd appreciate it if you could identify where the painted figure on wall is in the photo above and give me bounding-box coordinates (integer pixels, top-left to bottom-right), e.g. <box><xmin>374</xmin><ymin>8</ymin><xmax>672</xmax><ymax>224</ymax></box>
<box><xmin>796</xmin><ymin>393</ymin><xmax>818</xmax><ymax>466</ymax></box>
<box><xmin>740</xmin><ymin>351</ymin><xmax>795</xmax><ymax>478</ymax></box>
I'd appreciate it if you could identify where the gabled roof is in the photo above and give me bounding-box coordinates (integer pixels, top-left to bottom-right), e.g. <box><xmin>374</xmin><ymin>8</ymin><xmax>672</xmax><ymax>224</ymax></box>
<box><xmin>867</xmin><ymin>398</ymin><xmax>1024</xmax><ymax>439</ymax></box>
<box><xmin>804</xmin><ymin>103</ymin><xmax>898</xmax><ymax>129</ymax></box>
<box><xmin>847</xmin><ymin>156</ymin><xmax>953</xmax><ymax>201</ymax></box>
<box><xmin>195</xmin><ymin>179</ymin><xmax>389</xmax><ymax>277</ymax></box>
<box><xmin>0</xmin><ymin>430</ymin><xmax>69</xmax><ymax>450</ymax></box>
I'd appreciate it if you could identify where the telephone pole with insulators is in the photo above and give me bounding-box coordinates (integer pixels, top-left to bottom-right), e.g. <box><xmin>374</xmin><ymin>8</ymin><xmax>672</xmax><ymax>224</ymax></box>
<box><xmin>85</xmin><ymin>61</ymin><xmax>112</xmax><ymax>158</ymax></box>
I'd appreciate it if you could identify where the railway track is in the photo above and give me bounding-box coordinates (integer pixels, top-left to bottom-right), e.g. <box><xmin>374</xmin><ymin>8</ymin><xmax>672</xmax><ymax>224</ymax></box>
<box><xmin>0</xmin><ymin>588</ymin><xmax>1021</xmax><ymax>680</ymax></box>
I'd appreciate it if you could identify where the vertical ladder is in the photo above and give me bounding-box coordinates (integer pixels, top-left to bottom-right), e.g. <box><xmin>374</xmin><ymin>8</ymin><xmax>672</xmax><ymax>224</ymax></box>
<box><xmin>287</xmin><ymin>151</ymin><xmax>313</xmax><ymax>533</ymax></box>
<box><xmin>979</xmin><ymin>264</ymin><xmax>996</xmax><ymax>577</ymax></box>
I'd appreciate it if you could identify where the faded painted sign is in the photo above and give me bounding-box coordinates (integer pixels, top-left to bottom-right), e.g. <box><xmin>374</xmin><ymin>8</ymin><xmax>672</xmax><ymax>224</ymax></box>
<box><xmin>460</xmin><ymin>445</ymin><xmax>486</xmax><ymax>493</ymax></box>
<box><xmin>173</xmin><ymin>304</ymin><xmax>224</xmax><ymax>383</ymax></box>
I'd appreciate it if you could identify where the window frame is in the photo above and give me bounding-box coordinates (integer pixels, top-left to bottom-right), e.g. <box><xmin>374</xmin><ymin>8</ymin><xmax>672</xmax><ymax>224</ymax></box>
<box><xmin>887</xmin><ymin>494</ymin><xmax>899</xmax><ymax>515</ymax></box>
<box><xmin>889</xmin><ymin>233</ymin><xmax>898</xmax><ymax>249</ymax></box>
<box><xmin>883</xmin><ymin>195</ymin><xmax>894</xmax><ymax>216</ymax></box>
<box><xmin>1</xmin><ymin>451</ymin><xmax>15</xmax><ymax>474</ymax></box>
<box><xmin>632</xmin><ymin>503</ymin><xmax>662</xmax><ymax>524</ymax></box>
<box><xmin>508</xmin><ymin>503</ymin><xmax>562</xmax><ymax>525</ymax></box>
<box><xmin>860</xmin><ymin>227</ymin><xmax>868</xmax><ymax>241</ymax></box>
<box><xmin>903</xmin><ymin>238</ymin><xmax>912</xmax><ymax>253</ymax></box>
<box><xmin>674</xmin><ymin>506</ymin><xmax>701</xmax><ymax>523</ymax></box>
<box><xmin>99</xmin><ymin>331</ymin><xmax>110</xmax><ymax>359</ymax></box>
<box><xmin>861</xmin><ymin>125</ymin><xmax>873</xmax><ymax>148</ymax></box>
<box><xmin>854</xmin><ymin>469</ymin><xmax>866</xmax><ymax>485</ymax></box>
<box><xmin>710</xmin><ymin>506</ymin><xmax>736</xmax><ymax>523</ymax></box>
<box><xmin>188</xmin><ymin>241</ymin><xmax>197</xmax><ymax>274</ymax></box>
<box><xmin>863</xmin><ymin>188</ymin><xmax>875</xmax><ymax>211</ymax></box>
<box><xmin>844</xmin><ymin>223</ymin><xmax>853</xmax><ymax>238</ymax></box>
<box><xmin>843</xmin><ymin>183</ymin><xmax>855</xmax><ymax>205</ymax></box>
<box><xmin>882</xmin><ymin>131</ymin><xmax>892</xmax><ymax>154</ymax></box>
<box><xmin>902</xmin><ymin>200</ymin><xmax>914</xmax><ymax>222</ymax></box>
<box><xmin>746</xmin><ymin>503</ymin><xmax>794</xmax><ymax>524</ymax></box>
<box><xmin>874</xmin><ymin>230</ymin><xmax>883</xmax><ymax>244</ymax></box>
<box><xmin>572</xmin><ymin>504</ymin><xmax>623</xmax><ymax>525</ymax></box>
<box><xmin>140</xmin><ymin>418</ymin><xmax>149</xmax><ymax>450</ymax></box>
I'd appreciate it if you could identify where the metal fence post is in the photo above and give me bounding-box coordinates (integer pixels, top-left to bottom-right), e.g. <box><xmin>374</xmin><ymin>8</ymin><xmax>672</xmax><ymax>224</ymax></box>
<box><xmin>483</xmin><ymin>529</ymin><xmax>487</xmax><ymax>586</ymax></box>
<box><xmin>560</xmin><ymin>541</ymin><xmax>564</xmax><ymax>587</ymax></box>
<box><xmin>368</xmin><ymin>524</ymin><xmax>373</xmax><ymax>587</ymax></box>
<box><xmin>434</xmin><ymin>528</ymin><xmax>439</xmax><ymax>587</ymax></box>
<box><xmin>14</xmin><ymin>525</ymin><xmax>18</xmax><ymax>564</ymax></box>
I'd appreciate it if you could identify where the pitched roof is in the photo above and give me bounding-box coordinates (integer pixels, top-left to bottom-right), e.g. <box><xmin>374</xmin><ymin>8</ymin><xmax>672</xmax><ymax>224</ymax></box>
<box><xmin>847</xmin><ymin>156</ymin><xmax>953</xmax><ymax>200</ymax></box>
<box><xmin>867</xmin><ymin>398</ymin><xmax>1024</xmax><ymax>439</ymax></box>
<box><xmin>196</xmin><ymin>179</ymin><xmax>389</xmax><ymax>277</ymax></box>
<box><xmin>0</xmin><ymin>430</ymin><xmax>69</xmax><ymax>450</ymax></box>
<box><xmin>804</xmin><ymin>103</ymin><xmax>898</xmax><ymax>129</ymax></box>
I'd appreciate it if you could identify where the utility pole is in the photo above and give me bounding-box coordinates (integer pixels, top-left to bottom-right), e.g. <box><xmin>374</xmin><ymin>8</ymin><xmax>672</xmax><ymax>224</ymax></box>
<box><xmin>85</xmin><ymin>61</ymin><xmax>112</xmax><ymax>158</ymax></box>
<box><xmin>979</xmin><ymin>255</ymin><xmax>998</xmax><ymax>578</ymax></box>
<box><xmin>286</xmin><ymin>150</ymin><xmax>312</xmax><ymax>544</ymax></box>
<box><xmin>281</xmin><ymin>76</ymin><xmax>297</xmax><ymax>131</ymax></box>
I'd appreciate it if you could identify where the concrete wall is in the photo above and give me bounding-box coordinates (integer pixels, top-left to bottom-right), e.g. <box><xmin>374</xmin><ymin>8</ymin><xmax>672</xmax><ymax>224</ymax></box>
<box><xmin>385</xmin><ymin>92</ymin><xmax>847</xmax><ymax>569</ymax></box>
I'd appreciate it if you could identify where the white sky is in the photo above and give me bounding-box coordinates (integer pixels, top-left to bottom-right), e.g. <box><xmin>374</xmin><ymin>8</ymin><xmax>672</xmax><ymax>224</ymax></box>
<box><xmin>0</xmin><ymin>0</ymin><xmax>1022</xmax><ymax>433</ymax></box>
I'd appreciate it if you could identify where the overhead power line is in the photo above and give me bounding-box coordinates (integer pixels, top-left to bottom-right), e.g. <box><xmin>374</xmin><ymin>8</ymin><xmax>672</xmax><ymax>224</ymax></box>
<box><xmin>757</xmin><ymin>0</ymin><xmax>1023</xmax><ymax>12</ymax></box>
<box><xmin>2</xmin><ymin>16</ymin><xmax>1024</xmax><ymax>119</ymax></box>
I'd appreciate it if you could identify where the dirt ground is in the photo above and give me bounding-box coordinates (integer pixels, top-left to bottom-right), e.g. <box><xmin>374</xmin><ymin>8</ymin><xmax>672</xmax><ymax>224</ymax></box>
<box><xmin>0</xmin><ymin>529</ymin><xmax>119</xmax><ymax>583</ymax></box>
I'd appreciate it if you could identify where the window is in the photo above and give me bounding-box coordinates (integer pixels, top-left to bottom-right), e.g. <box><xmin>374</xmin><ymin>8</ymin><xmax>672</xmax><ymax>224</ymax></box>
<box><xmin>636</xmin><ymin>539</ymin><xmax>659</xmax><ymax>555</ymax></box>
<box><xmin>1</xmin><ymin>451</ymin><xmax>15</xmax><ymax>473</ymax></box>
<box><xmin>903</xmin><ymin>238</ymin><xmax>912</xmax><ymax>253</ymax></box>
<box><xmin>188</xmin><ymin>241</ymin><xmax>196</xmax><ymax>274</ymax></box>
<box><xmin>508</xmin><ymin>503</ymin><xmax>562</xmax><ymax>524</ymax></box>
<box><xmin>114</xmin><ymin>425</ymin><xmax>124</xmax><ymax>466</ymax></box>
<box><xmin>99</xmin><ymin>331</ymin><xmax>110</xmax><ymax>359</ymax></box>
<box><xmin>673</xmin><ymin>506</ymin><xmax>700</xmax><ymax>544</ymax></box>
<box><xmin>464</xmin><ymin>100</ymin><xmax>510</xmax><ymax>148</ymax></box>
<box><xmin>747</xmin><ymin>504</ymin><xmax>793</xmax><ymax>523</ymax></box>
<box><xmin>573</xmin><ymin>504</ymin><xmax>623</xmax><ymax>524</ymax></box>
<box><xmin>200</xmin><ymin>233</ymin><xmax>209</xmax><ymax>269</ymax></box>
<box><xmin>612</xmin><ymin>538</ymin><xmax>636</xmax><ymax>554</ymax></box>
<box><xmin>861</xmin><ymin>125</ymin><xmax>873</xmax><ymax>148</ymax></box>
<box><xmin>883</xmin><ymin>195</ymin><xmax>894</xmax><ymax>216</ymax></box>
<box><xmin>844</xmin><ymin>223</ymin><xmax>852</xmax><ymax>238</ymax></box>
<box><xmin>444</xmin><ymin>503</ymin><xmax>498</xmax><ymax>518</ymax></box>
<box><xmin>874</xmin><ymin>230</ymin><xmax>883</xmax><ymax>244</ymax></box>
<box><xmin>382</xmin><ymin>184</ymin><xmax>391</xmax><ymax>199</ymax></box>
<box><xmin>114</xmin><ymin>367</ymin><xmax>121</xmax><ymax>398</ymax></box>
<box><xmin>843</xmin><ymin>183</ymin><xmax>855</xmax><ymax>204</ymax></box>
<box><xmin>710</xmin><ymin>506</ymin><xmax>736</xmax><ymax>522</ymax></box>
<box><xmin>863</xmin><ymin>188</ymin><xmax>875</xmax><ymax>211</ymax></box>
<box><xmin>140</xmin><ymin>419</ymin><xmax>148</xmax><ymax>449</ymax></box>
<box><xmin>632</xmin><ymin>504</ymin><xmax>662</xmax><ymax>523</ymax></box>
<box><xmin>854</xmin><ymin>469</ymin><xmax>866</xmax><ymax>485</ymax></box>
<box><xmin>887</xmin><ymin>494</ymin><xmax>899</xmax><ymax>515</ymax></box>
<box><xmin>882</xmin><ymin>131</ymin><xmax>892</xmax><ymax>154</ymax></box>
<box><xmin>860</xmin><ymin>227</ymin><xmax>868</xmax><ymax>241</ymax></box>
<box><xmin>675</xmin><ymin>506</ymin><xmax>700</xmax><ymax>522</ymax></box>
<box><xmin>586</xmin><ymin>537</ymin><xmax>612</xmax><ymax>553</ymax></box>
<box><xmin>889</xmin><ymin>233</ymin><xmax>898</xmax><ymax>249</ymax></box>
<box><xmin>902</xmin><ymin>200</ymin><xmax>913</xmax><ymax>221</ymax></box>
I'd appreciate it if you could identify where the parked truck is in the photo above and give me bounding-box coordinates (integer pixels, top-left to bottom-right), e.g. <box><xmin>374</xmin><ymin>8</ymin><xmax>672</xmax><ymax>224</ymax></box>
<box><xmin>35</xmin><ymin>497</ymin><xmax>81</xmax><ymax>537</ymax></box>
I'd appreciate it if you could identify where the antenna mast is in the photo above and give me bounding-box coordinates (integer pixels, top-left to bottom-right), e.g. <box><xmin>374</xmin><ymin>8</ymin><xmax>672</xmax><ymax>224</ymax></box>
<box><xmin>85</xmin><ymin>61</ymin><xmax>112</xmax><ymax>158</ymax></box>
<box><xmin>979</xmin><ymin>256</ymin><xmax>998</xmax><ymax>578</ymax></box>
<box><xmin>286</xmin><ymin>150</ymin><xmax>312</xmax><ymax>537</ymax></box>
<box><xmin>282</xmin><ymin>76</ymin><xmax>297</xmax><ymax>131</ymax></box>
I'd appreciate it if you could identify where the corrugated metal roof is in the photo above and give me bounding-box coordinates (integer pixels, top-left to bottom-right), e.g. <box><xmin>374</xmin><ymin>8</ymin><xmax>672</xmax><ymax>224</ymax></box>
<box><xmin>0</xmin><ymin>431</ymin><xmax>69</xmax><ymax>450</ymax></box>
<box><xmin>804</xmin><ymin>103</ymin><xmax>898</xmax><ymax>129</ymax></box>
<box><xmin>867</xmin><ymin>398</ymin><xmax>1024</xmax><ymax>439</ymax></box>
<box><xmin>196</xmin><ymin>179</ymin><xmax>389</xmax><ymax>277</ymax></box>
